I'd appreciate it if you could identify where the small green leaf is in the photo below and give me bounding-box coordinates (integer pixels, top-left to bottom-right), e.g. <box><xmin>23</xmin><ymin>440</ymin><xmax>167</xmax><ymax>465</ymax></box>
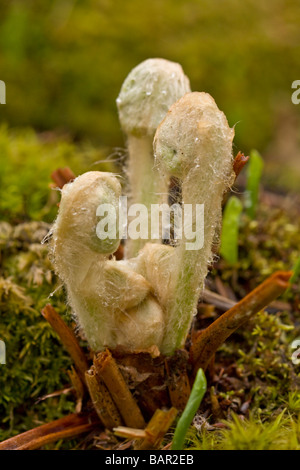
<box><xmin>220</xmin><ymin>196</ymin><xmax>243</xmax><ymax>265</ymax></box>
<box><xmin>244</xmin><ymin>149</ymin><xmax>264</xmax><ymax>219</ymax></box>
<box><xmin>285</xmin><ymin>256</ymin><xmax>300</xmax><ymax>296</ymax></box>
<box><xmin>290</xmin><ymin>257</ymin><xmax>300</xmax><ymax>286</ymax></box>
<box><xmin>171</xmin><ymin>368</ymin><xmax>207</xmax><ymax>450</ymax></box>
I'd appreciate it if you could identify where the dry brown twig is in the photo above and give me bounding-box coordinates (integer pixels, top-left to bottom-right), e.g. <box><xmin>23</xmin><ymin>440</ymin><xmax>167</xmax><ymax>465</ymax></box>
<box><xmin>51</xmin><ymin>167</ymin><xmax>76</xmax><ymax>189</ymax></box>
<box><xmin>113</xmin><ymin>407</ymin><xmax>177</xmax><ymax>450</ymax></box>
<box><xmin>165</xmin><ymin>350</ymin><xmax>191</xmax><ymax>411</ymax></box>
<box><xmin>41</xmin><ymin>304</ymin><xmax>89</xmax><ymax>384</ymax></box>
<box><xmin>133</xmin><ymin>407</ymin><xmax>177</xmax><ymax>450</ymax></box>
<box><xmin>94</xmin><ymin>349</ymin><xmax>146</xmax><ymax>429</ymax></box>
<box><xmin>68</xmin><ymin>366</ymin><xmax>85</xmax><ymax>413</ymax></box>
<box><xmin>233</xmin><ymin>151</ymin><xmax>250</xmax><ymax>179</ymax></box>
<box><xmin>85</xmin><ymin>365</ymin><xmax>122</xmax><ymax>429</ymax></box>
<box><xmin>0</xmin><ymin>413</ymin><xmax>99</xmax><ymax>451</ymax></box>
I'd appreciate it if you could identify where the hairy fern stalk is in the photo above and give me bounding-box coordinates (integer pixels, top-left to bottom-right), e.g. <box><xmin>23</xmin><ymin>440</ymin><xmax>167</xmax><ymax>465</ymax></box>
<box><xmin>51</xmin><ymin>59</ymin><xmax>234</xmax><ymax>356</ymax></box>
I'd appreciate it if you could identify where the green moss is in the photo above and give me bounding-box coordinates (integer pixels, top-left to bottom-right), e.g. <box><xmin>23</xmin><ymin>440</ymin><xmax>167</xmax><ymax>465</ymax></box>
<box><xmin>189</xmin><ymin>202</ymin><xmax>300</xmax><ymax>450</ymax></box>
<box><xmin>216</xmin><ymin>204</ymin><xmax>300</xmax><ymax>294</ymax></box>
<box><xmin>0</xmin><ymin>132</ymin><xmax>99</xmax><ymax>448</ymax></box>
<box><xmin>0</xmin><ymin>126</ymin><xmax>114</xmax><ymax>223</ymax></box>
<box><xmin>0</xmin><ymin>219</ymin><xmax>86</xmax><ymax>447</ymax></box>
<box><xmin>185</xmin><ymin>412</ymin><xmax>300</xmax><ymax>450</ymax></box>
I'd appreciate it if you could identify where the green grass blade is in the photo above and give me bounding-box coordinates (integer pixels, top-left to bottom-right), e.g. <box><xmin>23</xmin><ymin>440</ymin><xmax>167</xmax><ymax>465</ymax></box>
<box><xmin>285</xmin><ymin>256</ymin><xmax>300</xmax><ymax>296</ymax></box>
<box><xmin>171</xmin><ymin>368</ymin><xmax>207</xmax><ymax>450</ymax></box>
<box><xmin>290</xmin><ymin>257</ymin><xmax>300</xmax><ymax>286</ymax></box>
<box><xmin>244</xmin><ymin>149</ymin><xmax>264</xmax><ymax>219</ymax></box>
<box><xmin>220</xmin><ymin>196</ymin><xmax>243</xmax><ymax>265</ymax></box>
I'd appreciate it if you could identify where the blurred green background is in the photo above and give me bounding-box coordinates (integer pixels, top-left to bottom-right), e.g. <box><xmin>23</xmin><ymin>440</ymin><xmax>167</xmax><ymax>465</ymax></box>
<box><xmin>0</xmin><ymin>0</ymin><xmax>300</xmax><ymax>203</ymax></box>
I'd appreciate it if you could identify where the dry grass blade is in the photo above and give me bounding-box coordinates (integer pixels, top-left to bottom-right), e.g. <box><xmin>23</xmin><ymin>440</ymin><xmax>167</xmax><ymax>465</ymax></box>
<box><xmin>202</xmin><ymin>288</ymin><xmax>236</xmax><ymax>311</ymax></box>
<box><xmin>113</xmin><ymin>427</ymin><xmax>147</xmax><ymax>439</ymax></box>
<box><xmin>68</xmin><ymin>366</ymin><xmax>85</xmax><ymax>413</ymax></box>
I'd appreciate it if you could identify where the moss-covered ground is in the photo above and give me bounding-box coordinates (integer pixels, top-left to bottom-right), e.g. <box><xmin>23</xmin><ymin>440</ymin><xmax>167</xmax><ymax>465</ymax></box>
<box><xmin>0</xmin><ymin>128</ymin><xmax>299</xmax><ymax>449</ymax></box>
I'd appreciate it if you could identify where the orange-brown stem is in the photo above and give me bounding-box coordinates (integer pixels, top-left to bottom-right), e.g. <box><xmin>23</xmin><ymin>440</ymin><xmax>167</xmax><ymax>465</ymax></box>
<box><xmin>190</xmin><ymin>271</ymin><xmax>292</xmax><ymax>375</ymax></box>
<box><xmin>41</xmin><ymin>304</ymin><xmax>89</xmax><ymax>383</ymax></box>
<box><xmin>51</xmin><ymin>167</ymin><xmax>76</xmax><ymax>189</ymax></box>
<box><xmin>68</xmin><ymin>366</ymin><xmax>85</xmax><ymax>413</ymax></box>
<box><xmin>94</xmin><ymin>349</ymin><xmax>146</xmax><ymax>429</ymax></box>
<box><xmin>0</xmin><ymin>413</ymin><xmax>99</xmax><ymax>450</ymax></box>
<box><xmin>222</xmin><ymin>152</ymin><xmax>249</xmax><ymax>208</ymax></box>
<box><xmin>85</xmin><ymin>366</ymin><xmax>122</xmax><ymax>429</ymax></box>
<box><xmin>233</xmin><ymin>151</ymin><xmax>249</xmax><ymax>179</ymax></box>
